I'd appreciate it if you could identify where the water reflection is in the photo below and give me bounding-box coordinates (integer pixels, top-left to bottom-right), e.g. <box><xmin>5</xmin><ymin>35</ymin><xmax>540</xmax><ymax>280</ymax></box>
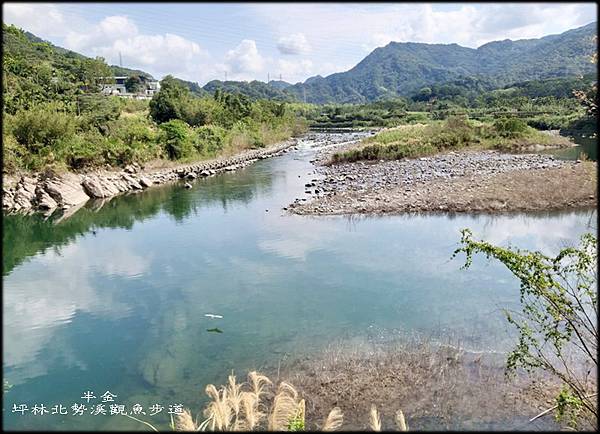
<box><xmin>3</xmin><ymin>141</ymin><xmax>596</xmax><ymax>431</ymax></box>
<box><xmin>3</xmin><ymin>165</ymin><xmax>275</xmax><ymax>276</ymax></box>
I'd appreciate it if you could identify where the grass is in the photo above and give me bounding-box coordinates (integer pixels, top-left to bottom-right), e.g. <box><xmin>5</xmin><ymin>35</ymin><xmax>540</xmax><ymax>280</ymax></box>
<box><xmin>126</xmin><ymin>370</ymin><xmax>408</xmax><ymax>431</ymax></box>
<box><xmin>330</xmin><ymin>116</ymin><xmax>573</xmax><ymax>164</ymax></box>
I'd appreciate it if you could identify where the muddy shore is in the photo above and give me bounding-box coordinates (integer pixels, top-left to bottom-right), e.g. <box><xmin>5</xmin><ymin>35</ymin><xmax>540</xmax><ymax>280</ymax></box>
<box><xmin>2</xmin><ymin>138</ymin><xmax>299</xmax><ymax>216</ymax></box>
<box><xmin>288</xmin><ymin>143</ymin><xmax>598</xmax><ymax>215</ymax></box>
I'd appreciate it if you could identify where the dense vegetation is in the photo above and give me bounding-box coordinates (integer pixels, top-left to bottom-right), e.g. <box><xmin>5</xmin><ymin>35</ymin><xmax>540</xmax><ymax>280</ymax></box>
<box><xmin>330</xmin><ymin>116</ymin><xmax>571</xmax><ymax>163</ymax></box>
<box><xmin>203</xmin><ymin>80</ymin><xmax>294</xmax><ymax>101</ymax></box>
<box><xmin>68</xmin><ymin>22</ymin><xmax>595</xmax><ymax>107</ymax></box>
<box><xmin>2</xmin><ymin>24</ymin><xmax>306</xmax><ymax>174</ymax></box>
<box><xmin>2</xmin><ymin>21</ymin><xmax>596</xmax><ymax>175</ymax></box>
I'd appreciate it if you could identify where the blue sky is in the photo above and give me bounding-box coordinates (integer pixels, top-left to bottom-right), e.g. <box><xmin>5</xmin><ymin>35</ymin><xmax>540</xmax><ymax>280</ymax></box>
<box><xmin>3</xmin><ymin>2</ymin><xmax>597</xmax><ymax>84</ymax></box>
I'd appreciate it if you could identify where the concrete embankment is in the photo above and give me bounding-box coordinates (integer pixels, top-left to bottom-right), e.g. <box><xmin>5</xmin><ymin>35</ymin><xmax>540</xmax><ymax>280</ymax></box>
<box><xmin>3</xmin><ymin>139</ymin><xmax>297</xmax><ymax>216</ymax></box>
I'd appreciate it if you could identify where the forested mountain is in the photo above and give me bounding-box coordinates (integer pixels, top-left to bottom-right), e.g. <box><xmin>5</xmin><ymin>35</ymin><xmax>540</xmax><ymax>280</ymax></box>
<box><xmin>203</xmin><ymin>80</ymin><xmax>294</xmax><ymax>101</ymax></box>
<box><xmin>268</xmin><ymin>80</ymin><xmax>293</xmax><ymax>90</ymax></box>
<box><xmin>284</xmin><ymin>21</ymin><xmax>597</xmax><ymax>103</ymax></box>
<box><xmin>4</xmin><ymin>21</ymin><xmax>596</xmax><ymax>106</ymax></box>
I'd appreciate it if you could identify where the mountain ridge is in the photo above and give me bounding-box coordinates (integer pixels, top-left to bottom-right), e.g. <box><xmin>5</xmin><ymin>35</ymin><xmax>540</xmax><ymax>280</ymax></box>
<box><xmin>283</xmin><ymin>21</ymin><xmax>597</xmax><ymax>103</ymax></box>
<box><xmin>5</xmin><ymin>21</ymin><xmax>596</xmax><ymax>104</ymax></box>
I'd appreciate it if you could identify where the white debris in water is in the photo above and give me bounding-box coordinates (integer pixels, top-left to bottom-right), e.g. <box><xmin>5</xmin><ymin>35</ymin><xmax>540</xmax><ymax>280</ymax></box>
<box><xmin>204</xmin><ymin>313</ymin><xmax>223</xmax><ymax>319</ymax></box>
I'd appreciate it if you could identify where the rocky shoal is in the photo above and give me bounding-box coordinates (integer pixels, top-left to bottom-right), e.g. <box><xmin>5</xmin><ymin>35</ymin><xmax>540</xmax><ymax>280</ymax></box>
<box><xmin>288</xmin><ymin>149</ymin><xmax>590</xmax><ymax>214</ymax></box>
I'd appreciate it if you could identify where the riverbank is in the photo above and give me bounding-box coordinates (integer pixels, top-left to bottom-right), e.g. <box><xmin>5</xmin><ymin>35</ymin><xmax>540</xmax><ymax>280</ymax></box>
<box><xmin>288</xmin><ymin>145</ymin><xmax>597</xmax><ymax>215</ymax></box>
<box><xmin>2</xmin><ymin>139</ymin><xmax>299</xmax><ymax>215</ymax></box>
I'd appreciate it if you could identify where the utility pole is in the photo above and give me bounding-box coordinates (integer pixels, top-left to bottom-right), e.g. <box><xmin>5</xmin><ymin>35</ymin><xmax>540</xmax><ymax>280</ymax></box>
<box><xmin>119</xmin><ymin>51</ymin><xmax>123</xmax><ymax>68</ymax></box>
<box><xmin>279</xmin><ymin>73</ymin><xmax>282</xmax><ymax>81</ymax></box>
<box><xmin>303</xmin><ymin>87</ymin><xmax>307</xmax><ymax>103</ymax></box>
<box><xmin>225</xmin><ymin>71</ymin><xmax>227</xmax><ymax>81</ymax></box>
<box><xmin>267</xmin><ymin>72</ymin><xmax>270</xmax><ymax>83</ymax></box>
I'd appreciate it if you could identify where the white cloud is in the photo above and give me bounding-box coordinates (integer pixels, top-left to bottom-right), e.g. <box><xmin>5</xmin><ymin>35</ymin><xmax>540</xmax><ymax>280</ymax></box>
<box><xmin>61</xmin><ymin>16</ymin><xmax>209</xmax><ymax>80</ymax></box>
<box><xmin>3</xmin><ymin>3</ymin><xmax>596</xmax><ymax>84</ymax></box>
<box><xmin>277</xmin><ymin>32</ymin><xmax>311</xmax><ymax>55</ymax></box>
<box><xmin>2</xmin><ymin>2</ymin><xmax>68</xmax><ymax>38</ymax></box>
<box><xmin>224</xmin><ymin>39</ymin><xmax>265</xmax><ymax>77</ymax></box>
<box><xmin>276</xmin><ymin>58</ymin><xmax>313</xmax><ymax>82</ymax></box>
<box><xmin>63</xmin><ymin>15</ymin><xmax>137</xmax><ymax>52</ymax></box>
<box><xmin>250</xmin><ymin>2</ymin><xmax>597</xmax><ymax>78</ymax></box>
<box><xmin>3</xmin><ymin>6</ymin><xmax>213</xmax><ymax>82</ymax></box>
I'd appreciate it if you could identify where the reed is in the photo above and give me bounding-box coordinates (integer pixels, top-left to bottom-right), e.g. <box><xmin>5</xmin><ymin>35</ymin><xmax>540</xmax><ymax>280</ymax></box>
<box><xmin>369</xmin><ymin>405</ymin><xmax>382</xmax><ymax>431</ymax></box>
<box><xmin>127</xmin><ymin>370</ymin><xmax>409</xmax><ymax>431</ymax></box>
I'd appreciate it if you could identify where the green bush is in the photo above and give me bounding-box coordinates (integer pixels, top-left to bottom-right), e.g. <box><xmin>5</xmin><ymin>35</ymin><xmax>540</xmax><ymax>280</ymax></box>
<box><xmin>107</xmin><ymin>116</ymin><xmax>157</xmax><ymax>147</ymax></box>
<box><xmin>158</xmin><ymin>119</ymin><xmax>194</xmax><ymax>160</ymax></box>
<box><xmin>194</xmin><ymin>125</ymin><xmax>226</xmax><ymax>155</ymax></box>
<box><xmin>11</xmin><ymin>103</ymin><xmax>76</xmax><ymax>152</ymax></box>
<box><xmin>55</xmin><ymin>131</ymin><xmax>105</xmax><ymax>170</ymax></box>
<box><xmin>493</xmin><ymin>117</ymin><xmax>528</xmax><ymax>138</ymax></box>
<box><xmin>120</xmin><ymin>98</ymin><xmax>150</xmax><ymax>114</ymax></box>
<box><xmin>78</xmin><ymin>94</ymin><xmax>121</xmax><ymax>132</ymax></box>
<box><xmin>2</xmin><ymin>133</ymin><xmax>25</xmax><ymax>173</ymax></box>
<box><xmin>149</xmin><ymin>75</ymin><xmax>191</xmax><ymax>124</ymax></box>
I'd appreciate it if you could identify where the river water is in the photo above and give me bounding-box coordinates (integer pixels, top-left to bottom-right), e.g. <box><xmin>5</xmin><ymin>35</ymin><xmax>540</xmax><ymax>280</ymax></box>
<box><xmin>2</xmin><ymin>133</ymin><xmax>596</xmax><ymax>430</ymax></box>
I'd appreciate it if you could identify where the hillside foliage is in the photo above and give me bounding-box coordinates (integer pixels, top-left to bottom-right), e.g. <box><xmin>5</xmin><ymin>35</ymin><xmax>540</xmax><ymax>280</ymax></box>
<box><xmin>2</xmin><ymin>24</ymin><xmax>306</xmax><ymax>174</ymax></box>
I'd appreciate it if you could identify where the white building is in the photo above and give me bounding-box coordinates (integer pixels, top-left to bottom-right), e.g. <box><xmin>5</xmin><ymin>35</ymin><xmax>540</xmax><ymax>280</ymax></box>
<box><xmin>100</xmin><ymin>76</ymin><xmax>160</xmax><ymax>99</ymax></box>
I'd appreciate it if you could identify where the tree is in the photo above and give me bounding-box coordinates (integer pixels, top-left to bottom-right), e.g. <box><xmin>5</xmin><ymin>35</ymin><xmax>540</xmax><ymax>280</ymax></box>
<box><xmin>413</xmin><ymin>87</ymin><xmax>433</xmax><ymax>102</ymax></box>
<box><xmin>125</xmin><ymin>74</ymin><xmax>144</xmax><ymax>94</ymax></box>
<box><xmin>158</xmin><ymin>119</ymin><xmax>193</xmax><ymax>160</ymax></box>
<box><xmin>573</xmin><ymin>36</ymin><xmax>598</xmax><ymax>118</ymax></box>
<box><xmin>81</xmin><ymin>56</ymin><xmax>112</xmax><ymax>93</ymax></box>
<box><xmin>453</xmin><ymin>229</ymin><xmax>597</xmax><ymax>428</ymax></box>
<box><xmin>149</xmin><ymin>75</ymin><xmax>191</xmax><ymax>124</ymax></box>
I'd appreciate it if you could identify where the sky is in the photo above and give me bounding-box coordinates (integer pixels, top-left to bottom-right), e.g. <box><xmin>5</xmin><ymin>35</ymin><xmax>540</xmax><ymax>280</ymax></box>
<box><xmin>2</xmin><ymin>2</ymin><xmax>597</xmax><ymax>85</ymax></box>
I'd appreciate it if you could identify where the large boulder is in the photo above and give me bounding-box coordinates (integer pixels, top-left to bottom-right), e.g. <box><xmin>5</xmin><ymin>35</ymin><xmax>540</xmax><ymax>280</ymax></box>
<box><xmin>44</xmin><ymin>175</ymin><xmax>90</xmax><ymax>207</ymax></box>
<box><xmin>82</xmin><ymin>177</ymin><xmax>113</xmax><ymax>198</ymax></box>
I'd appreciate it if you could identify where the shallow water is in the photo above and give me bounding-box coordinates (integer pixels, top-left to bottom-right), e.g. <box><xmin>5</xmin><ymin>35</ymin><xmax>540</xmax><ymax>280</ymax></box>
<box><xmin>541</xmin><ymin>133</ymin><xmax>598</xmax><ymax>160</ymax></box>
<box><xmin>2</xmin><ymin>134</ymin><xmax>596</xmax><ymax>430</ymax></box>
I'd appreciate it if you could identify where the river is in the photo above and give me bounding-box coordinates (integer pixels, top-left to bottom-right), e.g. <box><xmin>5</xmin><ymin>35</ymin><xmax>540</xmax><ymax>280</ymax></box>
<box><xmin>2</xmin><ymin>133</ymin><xmax>596</xmax><ymax>430</ymax></box>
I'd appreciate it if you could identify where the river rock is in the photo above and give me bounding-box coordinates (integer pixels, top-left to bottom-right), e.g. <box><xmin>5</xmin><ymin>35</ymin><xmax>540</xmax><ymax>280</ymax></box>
<box><xmin>121</xmin><ymin>174</ymin><xmax>142</xmax><ymax>190</ymax></box>
<box><xmin>139</xmin><ymin>177</ymin><xmax>153</xmax><ymax>188</ymax></box>
<box><xmin>44</xmin><ymin>175</ymin><xmax>90</xmax><ymax>207</ymax></box>
<box><xmin>36</xmin><ymin>190</ymin><xmax>58</xmax><ymax>211</ymax></box>
<box><xmin>82</xmin><ymin>177</ymin><xmax>110</xmax><ymax>198</ymax></box>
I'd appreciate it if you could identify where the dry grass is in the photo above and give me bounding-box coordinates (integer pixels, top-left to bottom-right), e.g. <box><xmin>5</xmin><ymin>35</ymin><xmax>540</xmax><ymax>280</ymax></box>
<box><xmin>144</xmin><ymin>369</ymin><xmax>408</xmax><ymax>432</ymax></box>
<box><xmin>322</xmin><ymin>407</ymin><xmax>344</xmax><ymax>431</ymax></box>
<box><xmin>369</xmin><ymin>405</ymin><xmax>382</xmax><ymax>431</ymax></box>
<box><xmin>175</xmin><ymin>372</ymin><xmax>408</xmax><ymax>431</ymax></box>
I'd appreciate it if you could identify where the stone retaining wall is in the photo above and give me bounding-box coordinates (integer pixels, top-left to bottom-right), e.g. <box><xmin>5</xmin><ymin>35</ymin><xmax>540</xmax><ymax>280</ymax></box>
<box><xmin>3</xmin><ymin>139</ymin><xmax>297</xmax><ymax>216</ymax></box>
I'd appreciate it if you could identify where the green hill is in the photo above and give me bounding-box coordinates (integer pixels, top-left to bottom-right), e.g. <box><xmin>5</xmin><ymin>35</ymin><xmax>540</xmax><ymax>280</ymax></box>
<box><xmin>285</xmin><ymin>22</ymin><xmax>597</xmax><ymax>103</ymax></box>
<box><xmin>203</xmin><ymin>80</ymin><xmax>294</xmax><ymax>101</ymax></box>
